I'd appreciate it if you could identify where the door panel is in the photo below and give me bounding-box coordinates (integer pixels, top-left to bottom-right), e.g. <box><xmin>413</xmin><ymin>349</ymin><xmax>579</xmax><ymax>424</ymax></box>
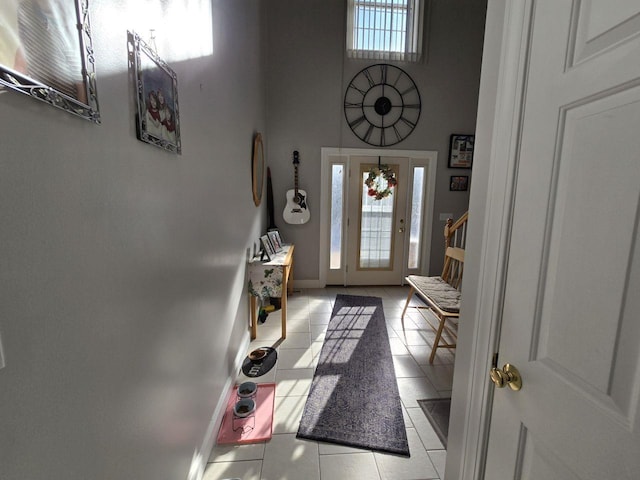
<box><xmin>517</xmin><ymin>429</ymin><xmax>583</xmax><ymax>480</ymax></box>
<box><xmin>346</xmin><ymin>157</ymin><xmax>408</xmax><ymax>285</ymax></box>
<box><xmin>538</xmin><ymin>92</ymin><xmax>640</xmax><ymax>396</ymax></box>
<box><xmin>570</xmin><ymin>0</ymin><xmax>640</xmax><ymax>64</ymax></box>
<box><xmin>485</xmin><ymin>1</ymin><xmax>640</xmax><ymax>479</ymax></box>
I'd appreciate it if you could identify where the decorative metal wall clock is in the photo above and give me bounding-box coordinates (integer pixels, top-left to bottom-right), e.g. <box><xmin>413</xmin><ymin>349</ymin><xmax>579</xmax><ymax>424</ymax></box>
<box><xmin>344</xmin><ymin>64</ymin><xmax>421</xmax><ymax>147</ymax></box>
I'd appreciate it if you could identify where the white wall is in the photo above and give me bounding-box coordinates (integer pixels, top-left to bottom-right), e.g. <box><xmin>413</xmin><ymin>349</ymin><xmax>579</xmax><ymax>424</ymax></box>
<box><xmin>0</xmin><ymin>1</ymin><xmax>266</xmax><ymax>479</ymax></box>
<box><xmin>266</xmin><ymin>0</ymin><xmax>487</xmax><ymax>280</ymax></box>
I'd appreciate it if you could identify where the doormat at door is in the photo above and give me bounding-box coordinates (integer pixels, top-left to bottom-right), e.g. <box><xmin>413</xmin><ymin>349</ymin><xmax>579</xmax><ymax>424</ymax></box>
<box><xmin>417</xmin><ymin>397</ymin><xmax>451</xmax><ymax>448</ymax></box>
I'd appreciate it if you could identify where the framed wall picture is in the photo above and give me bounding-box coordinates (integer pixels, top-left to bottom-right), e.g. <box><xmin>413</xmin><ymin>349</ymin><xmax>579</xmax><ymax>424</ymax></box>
<box><xmin>450</xmin><ymin>175</ymin><xmax>469</xmax><ymax>191</ymax></box>
<box><xmin>272</xmin><ymin>230</ymin><xmax>283</xmax><ymax>246</ymax></box>
<box><xmin>268</xmin><ymin>231</ymin><xmax>282</xmax><ymax>253</ymax></box>
<box><xmin>129</xmin><ymin>31</ymin><xmax>181</xmax><ymax>154</ymax></box>
<box><xmin>0</xmin><ymin>0</ymin><xmax>100</xmax><ymax>122</ymax></box>
<box><xmin>448</xmin><ymin>134</ymin><xmax>474</xmax><ymax>168</ymax></box>
<box><xmin>260</xmin><ymin>235</ymin><xmax>275</xmax><ymax>261</ymax></box>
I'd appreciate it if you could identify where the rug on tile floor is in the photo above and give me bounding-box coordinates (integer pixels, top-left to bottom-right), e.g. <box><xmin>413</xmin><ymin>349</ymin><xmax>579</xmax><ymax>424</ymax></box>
<box><xmin>417</xmin><ymin>398</ymin><xmax>451</xmax><ymax>448</ymax></box>
<box><xmin>296</xmin><ymin>294</ymin><xmax>410</xmax><ymax>456</ymax></box>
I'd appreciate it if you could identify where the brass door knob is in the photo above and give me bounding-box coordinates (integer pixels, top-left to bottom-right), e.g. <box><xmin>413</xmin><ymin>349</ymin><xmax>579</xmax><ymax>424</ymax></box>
<box><xmin>489</xmin><ymin>363</ymin><xmax>522</xmax><ymax>391</ymax></box>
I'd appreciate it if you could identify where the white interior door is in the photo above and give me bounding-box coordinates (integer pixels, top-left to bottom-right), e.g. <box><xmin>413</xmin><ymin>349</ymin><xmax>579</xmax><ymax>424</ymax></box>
<box><xmin>484</xmin><ymin>1</ymin><xmax>640</xmax><ymax>478</ymax></box>
<box><xmin>345</xmin><ymin>156</ymin><xmax>408</xmax><ymax>285</ymax></box>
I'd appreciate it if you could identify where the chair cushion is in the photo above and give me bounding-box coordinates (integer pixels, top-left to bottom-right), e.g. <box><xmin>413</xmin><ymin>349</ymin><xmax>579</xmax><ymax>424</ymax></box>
<box><xmin>406</xmin><ymin>275</ymin><xmax>461</xmax><ymax>313</ymax></box>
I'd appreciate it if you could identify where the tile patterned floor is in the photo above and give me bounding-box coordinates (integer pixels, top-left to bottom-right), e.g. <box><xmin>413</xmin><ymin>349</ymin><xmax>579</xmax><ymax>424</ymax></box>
<box><xmin>205</xmin><ymin>286</ymin><xmax>454</xmax><ymax>480</ymax></box>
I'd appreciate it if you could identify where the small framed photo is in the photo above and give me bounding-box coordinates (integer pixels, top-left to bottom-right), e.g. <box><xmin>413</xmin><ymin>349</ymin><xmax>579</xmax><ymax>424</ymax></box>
<box><xmin>260</xmin><ymin>235</ymin><xmax>275</xmax><ymax>261</ymax></box>
<box><xmin>448</xmin><ymin>134</ymin><xmax>474</xmax><ymax>168</ymax></box>
<box><xmin>450</xmin><ymin>175</ymin><xmax>469</xmax><ymax>191</ymax></box>
<box><xmin>129</xmin><ymin>31</ymin><xmax>181</xmax><ymax>154</ymax></box>
<box><xmin>267</xmin><ymin>231</ymin><xmax>282</xmax><ymax>253</ymax></box>
<box><xmin>273</xmin><ymin>230</ymin><xmax>283</xmax><ymax>246</ymax></box>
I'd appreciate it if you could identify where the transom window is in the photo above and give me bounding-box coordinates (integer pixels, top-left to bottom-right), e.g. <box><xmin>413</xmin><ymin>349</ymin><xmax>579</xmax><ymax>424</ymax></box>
<box><xmin>346</xmin><ymin>0</ymin><xmax>425</xmax><ymax>62</ymax></box>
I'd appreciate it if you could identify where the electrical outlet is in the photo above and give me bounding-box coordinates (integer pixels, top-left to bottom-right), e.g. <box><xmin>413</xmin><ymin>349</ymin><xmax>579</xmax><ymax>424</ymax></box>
<box><xmin>440</xmin><ymin>213</ymin><xmax>453</xmax><ymax>221</ymax></box>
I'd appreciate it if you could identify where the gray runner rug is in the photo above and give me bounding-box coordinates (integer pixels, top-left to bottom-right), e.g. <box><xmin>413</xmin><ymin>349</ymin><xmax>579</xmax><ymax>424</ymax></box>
<box><xmin>296</xmin><ymin>294</ymin><xmax>410</xmax><ymax>456</ymax></box>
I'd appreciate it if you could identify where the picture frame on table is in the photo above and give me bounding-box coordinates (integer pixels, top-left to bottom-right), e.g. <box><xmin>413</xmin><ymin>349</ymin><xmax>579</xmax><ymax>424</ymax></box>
<box><xmin>448</xmin><ymin>134</ymin><xmax>474</xmax><ymax>169</ymax></box>
<box><xmin>260</xmin><ymin>235</ymin><xmax>275</xmax><ymax>261</ymax></box>
<box><xmin>272</xmin><ymin>230</ymin><xmax>284</xmax><ymax>246</ymax></box>
<box><xmin>450</xmin><ymin>175</ymin><xmax>469</xmax><ymax>191</ymax></box>
<box><xmin>129</xmin><ymin>30</ymin><xmax>181</xmax><ymax>154</ymax></box>
<box><xmin>0</xmin><ymin>0</ymin><xmax>101</xmax><ymax>123</ymax></box>
<box><xmin>267</xmin><ymin>231</ymin><xmax>282</xmax><ymax>253</ymax></box>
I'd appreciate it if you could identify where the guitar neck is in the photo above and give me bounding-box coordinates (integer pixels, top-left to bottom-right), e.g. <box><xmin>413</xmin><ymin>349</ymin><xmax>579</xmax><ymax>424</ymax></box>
<box><xmin>293</xmin><ymin>150</ymin><xmax>300</xmax><ymax>196</ymax></box>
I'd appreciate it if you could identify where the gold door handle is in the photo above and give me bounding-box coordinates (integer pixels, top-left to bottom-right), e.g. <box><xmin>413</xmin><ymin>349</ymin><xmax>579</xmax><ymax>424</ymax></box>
<box><xmin>398</xmin><ymin>227</ymin><xmax>405</xmax><ymax>233</ymax></box>
<box><xmin>489</xmin><ymin>363</ymin><xmax>522</xmax><ymax>391</ymax></box>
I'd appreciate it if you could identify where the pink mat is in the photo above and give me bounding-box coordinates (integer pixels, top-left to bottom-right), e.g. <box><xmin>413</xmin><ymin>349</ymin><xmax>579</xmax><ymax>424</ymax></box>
<box><xmin>216</xmin><ymin>383</ymin><xmax>276</xmax><ymax>445</ymax></box>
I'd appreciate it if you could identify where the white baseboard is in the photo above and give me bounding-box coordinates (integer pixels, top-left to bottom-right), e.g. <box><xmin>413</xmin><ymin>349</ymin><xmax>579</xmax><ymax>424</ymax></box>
<box><xmin>189</xmin><ymin>332</ymin><xmax>251</xmax><ymax>480</ymax></box>
<box><xmin>292</xmin><ymin>279</ymin><xmax>324</xmax><ymax>289</ymax></box>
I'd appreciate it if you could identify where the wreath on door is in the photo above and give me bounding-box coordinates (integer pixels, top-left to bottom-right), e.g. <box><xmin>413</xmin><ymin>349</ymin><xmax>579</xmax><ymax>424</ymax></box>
<box><xmin>365</xmin><ymin>165</ymin><xmax>397</xmax><ymax>200</ymax></box>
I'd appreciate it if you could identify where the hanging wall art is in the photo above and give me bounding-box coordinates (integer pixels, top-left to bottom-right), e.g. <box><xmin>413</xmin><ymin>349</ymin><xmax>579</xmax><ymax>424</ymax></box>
<box><xmin>448</xmin><ymin>134</ymin><xmax>474</xmax><ymax>169</ymax></box>
<box><xmin>0</xmin><ymin>0</ymin><xmax>101</xmax><ymax>122</ymax></box>
<box><xmin>129</xmin><ymin>30</ymin><xmax>181</xmax><ymax>154</ymax></box>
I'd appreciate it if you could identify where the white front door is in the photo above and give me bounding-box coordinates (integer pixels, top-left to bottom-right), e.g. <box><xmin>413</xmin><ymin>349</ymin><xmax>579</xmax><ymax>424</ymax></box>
<box><xmin>320</xmin><ymin>148</ymin><xmax>437</xmax><ymax>287</ymax></box>
<box><xmin>345</xmin><ymin>156</ymin><xmax>408</xmax><ymax>285</ymax></box>
<box><xmin>484</xmin><ymin>1</ymin><xmax>640</xmax><ymax>478</ymax></box>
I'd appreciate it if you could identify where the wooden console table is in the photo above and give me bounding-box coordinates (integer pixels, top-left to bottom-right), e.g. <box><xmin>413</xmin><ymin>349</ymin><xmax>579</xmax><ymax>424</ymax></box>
<box><xmin>247</xmin><ymin>244</ymin><xmax>294</xmax><ymax>340</ymax></box>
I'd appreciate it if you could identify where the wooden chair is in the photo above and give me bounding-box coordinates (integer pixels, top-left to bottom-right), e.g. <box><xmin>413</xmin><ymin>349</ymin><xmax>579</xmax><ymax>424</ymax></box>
<box><xmin>401</xmin><ymin>212</ymin><xmax>468</xmax><ymax>363</ymax></box>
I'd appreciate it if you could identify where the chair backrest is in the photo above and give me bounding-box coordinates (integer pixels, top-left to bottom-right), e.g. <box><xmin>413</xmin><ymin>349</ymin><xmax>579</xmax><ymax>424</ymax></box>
<box><xmin>441</xmin><ymin>211</ymin><xmax>468</xmax><ymax>289</ymax></box>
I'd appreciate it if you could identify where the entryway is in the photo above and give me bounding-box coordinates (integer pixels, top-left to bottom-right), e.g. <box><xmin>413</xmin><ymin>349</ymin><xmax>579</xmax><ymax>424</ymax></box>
<box><xmin>206</xmin><ymin>285</ymin><xmax>451</xmax><ymax>479</ymax></box>
<box><xmin>320</xmin><ymin>148</ymin><xmax>437</xmax><ymax>286</ymax></box>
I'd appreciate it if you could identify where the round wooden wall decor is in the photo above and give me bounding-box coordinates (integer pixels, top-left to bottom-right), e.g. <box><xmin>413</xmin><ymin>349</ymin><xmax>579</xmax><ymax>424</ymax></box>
<box><xmin>252</xmin><ymin>133</ymin><xmax>265</xmax><ymax>206</ymax></box>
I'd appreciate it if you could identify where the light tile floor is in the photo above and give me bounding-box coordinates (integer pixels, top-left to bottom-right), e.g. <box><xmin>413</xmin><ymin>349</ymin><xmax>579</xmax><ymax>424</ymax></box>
<box><xmin>205</xmin><ymin>286</ymin><xmax>454</xmax><ymax>480</ymax></box>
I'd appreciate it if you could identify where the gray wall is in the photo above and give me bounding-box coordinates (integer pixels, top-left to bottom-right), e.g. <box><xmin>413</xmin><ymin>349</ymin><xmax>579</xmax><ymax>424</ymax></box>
<box><xmin>0</xmin><ymin>1</ymin><xmax>266</xmax><ymax>479</ymax></box>
<box><xmin>266</xmin><ymin>0</ymin><xmax>487</xmax><ymax>280</ymax></box>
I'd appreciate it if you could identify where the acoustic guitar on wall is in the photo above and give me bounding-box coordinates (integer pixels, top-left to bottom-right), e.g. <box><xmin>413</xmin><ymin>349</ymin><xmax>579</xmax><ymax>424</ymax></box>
<box><xmin>283</xmin><ymin>150</ymin><xmax>310</xmax><ymax>224</ymax></box>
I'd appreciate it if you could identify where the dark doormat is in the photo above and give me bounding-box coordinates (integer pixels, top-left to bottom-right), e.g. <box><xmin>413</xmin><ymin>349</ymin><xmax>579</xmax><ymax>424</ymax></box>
<box><xmin>417</xmin><ymin>398</ymin><xmax>451</xmax><ymax>448</ymax></box>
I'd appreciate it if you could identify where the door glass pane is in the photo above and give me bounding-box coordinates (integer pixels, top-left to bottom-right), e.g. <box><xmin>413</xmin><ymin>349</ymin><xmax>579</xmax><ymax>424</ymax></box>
<box><xmin>359</xmin><ymin>168</ymin><xmax>394</xmax><ymax>269</ymax></box>
<box><xmin>408</xmin><ymin>166</ymin><xmax>424</xmax><ymax>269</ymax></box>
<box><xmin>330</xmin><ymin>164</ymin><xmax>345</xmax><ymax>269</ymax></box>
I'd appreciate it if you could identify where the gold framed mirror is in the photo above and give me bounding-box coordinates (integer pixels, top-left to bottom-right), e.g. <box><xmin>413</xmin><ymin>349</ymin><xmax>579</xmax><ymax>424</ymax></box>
<box><xmin>252</xmin><ymin>133</ymin><xmax>265</xmax><ymax>206</ymax></box>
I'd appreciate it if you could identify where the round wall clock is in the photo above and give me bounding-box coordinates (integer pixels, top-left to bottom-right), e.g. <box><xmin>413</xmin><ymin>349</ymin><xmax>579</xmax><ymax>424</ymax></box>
<box><xmin>344</xmin><ymin>64</ymin><xmax>421</xmax><ymax>147</ymax></box>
